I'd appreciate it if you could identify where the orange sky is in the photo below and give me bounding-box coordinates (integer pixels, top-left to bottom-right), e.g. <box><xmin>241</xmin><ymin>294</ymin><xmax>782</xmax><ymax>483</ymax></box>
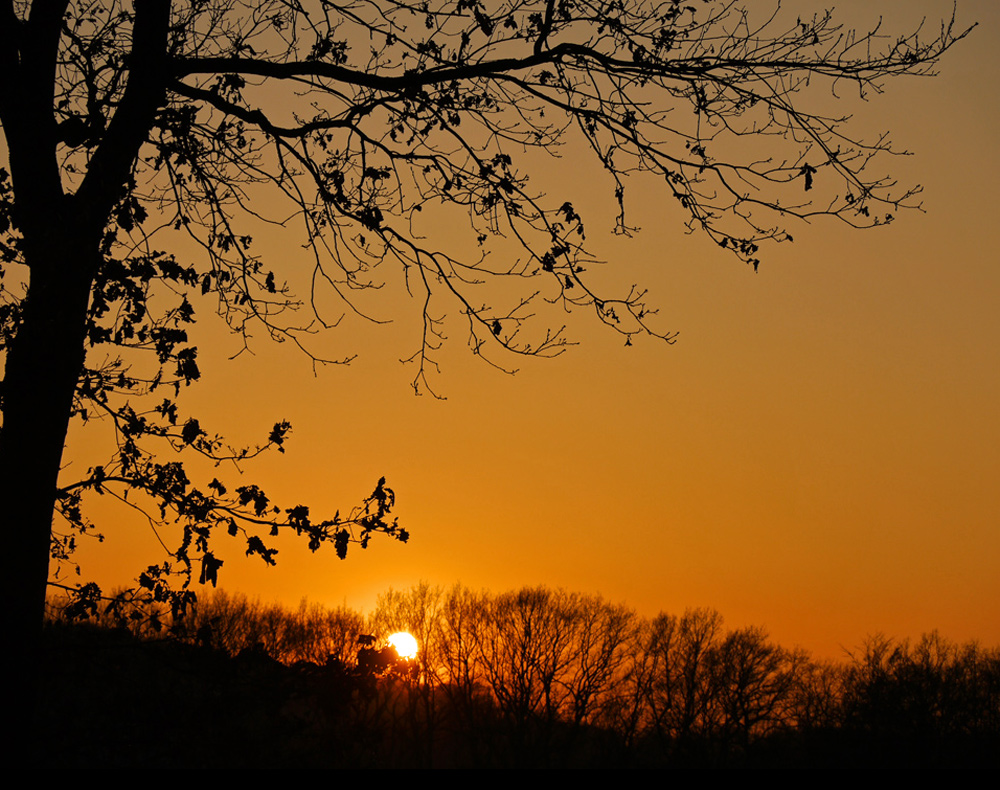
<box><xmin>57</xmin><ymin>0</ymin><xmax>999</xmax><ymax>660</ymax></box>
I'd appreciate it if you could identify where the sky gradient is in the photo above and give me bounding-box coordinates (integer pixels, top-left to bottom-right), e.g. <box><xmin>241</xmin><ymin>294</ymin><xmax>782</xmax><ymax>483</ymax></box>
<box><xmin>60</xmin><ymin>0</ymin><xmax>999</xmax><ymax>660</ymax></box>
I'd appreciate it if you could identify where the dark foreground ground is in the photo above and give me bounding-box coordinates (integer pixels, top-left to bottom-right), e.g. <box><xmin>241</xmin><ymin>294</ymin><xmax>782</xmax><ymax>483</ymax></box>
<box><xmin>29</xmin><ymin>622</ymin><xmax>1000</xmax><ymax>768</ymax></box>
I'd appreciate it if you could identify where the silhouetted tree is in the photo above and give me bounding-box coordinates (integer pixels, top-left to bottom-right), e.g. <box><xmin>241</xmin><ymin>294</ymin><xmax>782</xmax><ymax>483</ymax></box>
<box><xmin>1</xmin><ymin>0</ymin><xmax>972</xmax><ymax>722</ymax></box>
<box><xmin>790</xmin><ymin>656</ymin><xmax>846</xmax><ymax>733</ymax></box>
<box><xmin>477</xmin><ymin>586</ymin><xmax>568</xmax><ymax>752</ymax></box>
<box><xmin>181</xmin><ymin>590</ymin><xmax>366</xmax><ymax>665</ymax></box>
<box><xmin>370</xmin><ymin>582</ymin><xmax>447</xmax><ymax>765</ymax></box>
<box><xmin>455</xmin><ymin>586</ymin><xmax>635</xmax><ymax>765</ymax></box>
<box><xmin>435</xmin><ymin>584</ymin><xmax>499</xmax><ymax>763</ymax></box>
<box><xmin>840</xmin><ymin>632</ymin><xmax>1000</xmax><ymax>766</ymax></box>
<box><xmin>646</xmin><ymin>607</ymin><xmax>723</xmax><ymax>751</ymax></box>
<box><xmin>704</xmin><ymin>626</ymin><xmax>805</xmax><ymax>753</ymax></box>
<box><xmin>557</xmin><ymin>593</ymin><xmax>637</xmax><ymax>730</ymax></box>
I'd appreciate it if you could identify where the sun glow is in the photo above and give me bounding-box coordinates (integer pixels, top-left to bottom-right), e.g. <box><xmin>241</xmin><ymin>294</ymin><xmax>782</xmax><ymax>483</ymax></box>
<box><xmin>388</xmin><ymin>631</ymin><xmax>419</xmax><ymax>660</ymax></box>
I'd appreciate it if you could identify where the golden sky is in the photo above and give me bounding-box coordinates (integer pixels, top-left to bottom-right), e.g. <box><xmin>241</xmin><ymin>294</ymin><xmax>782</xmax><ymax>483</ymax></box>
<box><xmin>60</xmin><ymin>0</ymin><xmax>999</xmax><ymax>660</ymax></box>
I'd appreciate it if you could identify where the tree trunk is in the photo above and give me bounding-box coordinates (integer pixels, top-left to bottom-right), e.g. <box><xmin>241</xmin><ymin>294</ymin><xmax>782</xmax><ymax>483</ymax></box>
<box><xmin>0</xmin><ymin>2</ymin><xmax>171</xmax><ymax>758</ymax></box>
<box><xmin>0</xmin><ymin>210</ymin><xmax>101</xmax><ymax>741</ymax></box>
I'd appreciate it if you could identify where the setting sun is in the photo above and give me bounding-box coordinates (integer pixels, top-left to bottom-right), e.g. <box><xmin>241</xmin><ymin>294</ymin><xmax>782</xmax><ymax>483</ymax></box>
<box><xmin>388</xmin><ymin>632</ymin><xmax>419</xmax><ymax>660</ymax></box>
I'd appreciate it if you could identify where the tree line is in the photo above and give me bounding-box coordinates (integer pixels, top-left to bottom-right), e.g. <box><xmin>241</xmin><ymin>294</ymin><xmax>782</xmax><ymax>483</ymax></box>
<box><xmin>42</xmin><ymin>583</ymin><xmax>1000</xmax><ymax>767</ymax></box>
